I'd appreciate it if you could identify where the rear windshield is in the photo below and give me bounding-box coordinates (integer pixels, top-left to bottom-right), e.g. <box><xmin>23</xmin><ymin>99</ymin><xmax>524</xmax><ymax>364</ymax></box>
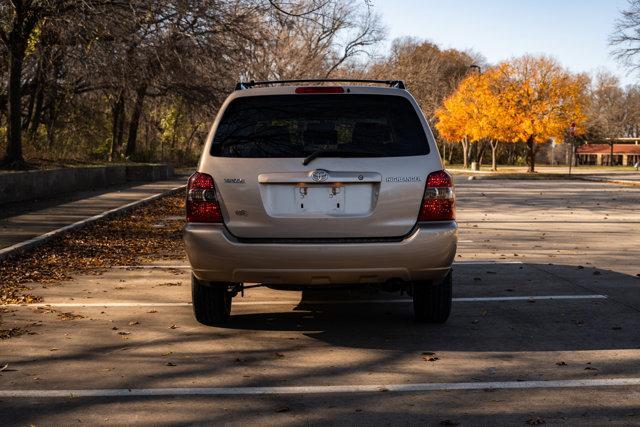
<box><xmin>210</xmin><ymin>94</ymin><xmax>430</xmax><ymax>158</ymax></box>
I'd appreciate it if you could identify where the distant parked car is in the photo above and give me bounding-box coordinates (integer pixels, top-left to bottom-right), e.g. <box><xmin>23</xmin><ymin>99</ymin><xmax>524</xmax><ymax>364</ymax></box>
<box><xmin>184</xmin><ymin>79</ymin><xmax>457</xmax><ymax>325</ymax></box>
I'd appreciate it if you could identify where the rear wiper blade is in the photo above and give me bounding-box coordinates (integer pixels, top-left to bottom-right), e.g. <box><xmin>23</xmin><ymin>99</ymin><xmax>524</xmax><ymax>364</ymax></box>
<box><xmin>302</xmin><ymin>148</ymin><xmax>383</xmax><ymax>166</ymax></box>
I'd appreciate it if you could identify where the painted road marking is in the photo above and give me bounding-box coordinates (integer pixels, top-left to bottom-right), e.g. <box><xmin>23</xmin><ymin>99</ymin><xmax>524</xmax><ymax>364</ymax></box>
<box><xmin>111</xmin><ymin>260</ymin><xmax>523</xmax><ymax>269</ymax></box>
<box><xmin>6</xmin><ymin>294</ymin><xmax>607</xmax><ymax>308</ymax></box>
<box><xmin>2</xmin><ymin>377</ymin><xmax>639</xmax><ymax>398</ymax></box>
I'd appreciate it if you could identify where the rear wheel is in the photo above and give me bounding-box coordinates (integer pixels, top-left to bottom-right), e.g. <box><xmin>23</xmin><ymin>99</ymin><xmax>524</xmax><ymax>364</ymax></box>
<box><xmin>191</xmin><ymin>274</ymin><xmax>233</xmax><ymax>326</ymax></box>
<box><xmin>412</xmin><ymin>270</ymin><xmax>452</xmax><ymax>323</ymax></box>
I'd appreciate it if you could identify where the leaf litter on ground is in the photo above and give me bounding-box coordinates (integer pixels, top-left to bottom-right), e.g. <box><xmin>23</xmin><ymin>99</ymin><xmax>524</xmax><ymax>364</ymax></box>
<box><xmin>0</xmin><ymin>194</ymin><xmax>185</xmax><ymax>305</ymax></box>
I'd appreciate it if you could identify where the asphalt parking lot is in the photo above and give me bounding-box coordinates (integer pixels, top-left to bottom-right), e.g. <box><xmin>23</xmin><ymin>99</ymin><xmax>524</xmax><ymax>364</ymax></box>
<box><xmin>1</xmin><ymin>178</ymin><xmax>640</xmax><ymax>425</ymax></box>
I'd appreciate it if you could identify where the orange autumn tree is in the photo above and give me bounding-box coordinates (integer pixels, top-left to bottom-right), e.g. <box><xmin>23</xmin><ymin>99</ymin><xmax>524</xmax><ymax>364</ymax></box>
<box><xmin>491</xmin><ymin>56</ymin><xmax>588</xmax><ymax>172</ymax></box>
<box><xmin>437</xmin><ymin>56</ymin><xmax>588</xmax><ymax>172</ymax></box>
<box><xmin>436</xmin><ymin>68</ymin><xmax>507</xmax><ymax>171</ymax></box>
<box><xmin>435</xmin><ymin>72</ymin><xmax>486</xmax><ymax>169</ymax></box>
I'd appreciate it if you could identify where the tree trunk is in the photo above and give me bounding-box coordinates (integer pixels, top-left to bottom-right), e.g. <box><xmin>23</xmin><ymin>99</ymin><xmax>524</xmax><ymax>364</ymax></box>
<box><xmin>507</xmin><ymin>143</ymin><xmax>515</xmax><ymax>165</ymax></box>
<box><xmin>45</xmin><ymin>113</ymin><xmax>56</xmax><ymax>150</ymax></box>
<box><xmin>3</xmin><ymin>41</ymin><xmax>27</xmax><ymax>168</ymax></box>
<box><xmin>461</xmin><ymin>138</ymin><xmax>469</xmax><ymax>169</ymax></box>
<box><xmin>526</xmin><ymin>136</ymin><xmax>537</xmax><ymax>173</ymax></box>
<box><xmin>125</xmin><ymin>84</ymin><xmax>147</xmax><ymax>158</ymax></box>
<box><xmin>609</xmin><ymin>142</ymin><xmax>614</xmax><ymax>166</ymax></box>
<box><xmin>490</xmin><ymin>140</ymin><xmax>499</xmax><ymax>171</ymax></box>
<box><xmin>475</xmin><ymin>140</ymin><xmax>487</xmax><ymax>168</ymax></box>
<box><xmin>29</xmin><ymin>80</ymin><xmax>45</xmax><ymax>140</ymax></box>
<box><xmin>109</xmin><ymin>90</ymin><xmax>125</xmax><ymax>162</ymax></box>
<box><xmin>447</xmin><ymin>142</ymin><xmax>454</xmax><ymax>165</ymax></box>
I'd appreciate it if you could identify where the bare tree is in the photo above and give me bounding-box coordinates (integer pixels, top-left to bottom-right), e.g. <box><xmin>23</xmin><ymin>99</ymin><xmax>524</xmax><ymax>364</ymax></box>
<box><xmin>248</xmin><ymin>0</ymin><xmax>384</xmax><ymax>80</ymax></box>
<box><xmin>367</xmin><ymin>38</ymin><xmax>479</xmax><ymax>124</ymax></box>
<box><xmin>586</xmin><ymin>71</ymin><xmax>640</xmax><ymax>164</ymax></box>
<box><xmin>0</xmin><ymin>0</ymin><xmax>386</xmax><ymax>167</ymax></box>
<box><xmin>610</xmin><ymin>0</ymin><xmax>640</xmax><ymax>72</ymax></box>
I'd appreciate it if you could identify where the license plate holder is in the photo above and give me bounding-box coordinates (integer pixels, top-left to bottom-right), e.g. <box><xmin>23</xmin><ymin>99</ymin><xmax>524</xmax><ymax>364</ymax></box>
<box><xmin>294</xmin><ymin>185</ymin><xmax>345</xmax><ymax>213</ymax></box>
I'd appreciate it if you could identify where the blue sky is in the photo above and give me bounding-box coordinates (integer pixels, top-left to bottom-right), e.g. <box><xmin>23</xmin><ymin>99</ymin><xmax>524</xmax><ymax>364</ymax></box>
<box><xmin>372</xmin><ymin>0</ymin><xmax>637</xmax><ymax>86</ymax></box>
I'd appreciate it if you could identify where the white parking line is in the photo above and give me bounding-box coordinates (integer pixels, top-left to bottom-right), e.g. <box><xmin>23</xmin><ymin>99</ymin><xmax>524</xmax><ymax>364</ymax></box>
<box><xmin>2</xmin><ymin>377</ymin><xmax>639</xmax><ymax>398</ymax></box>
<box><xmin>455</xmin><ymin>261</ymin><xmax>524</xmax><ymax>265</ymax></box>
<box><xmin>111</xmin><ymin>265</ymin><xmax>191</xmax><ymax>269</ymax></box>
<box><xmin>111</xmin><ymin>260</ymin><xmax>523</xmax><ymax>269</ymax></box>
<box><xmin>8</xmin><ymin>294</ymin><xmax>606</xmax><ymax>308</ymax></box>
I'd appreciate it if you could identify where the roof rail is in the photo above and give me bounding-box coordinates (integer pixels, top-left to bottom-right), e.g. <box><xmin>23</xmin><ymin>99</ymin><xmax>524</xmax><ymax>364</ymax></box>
<box><xmin>234</xmin><ymin>79</ymin><xmax>406</xmax><ymax>91</ymax></box>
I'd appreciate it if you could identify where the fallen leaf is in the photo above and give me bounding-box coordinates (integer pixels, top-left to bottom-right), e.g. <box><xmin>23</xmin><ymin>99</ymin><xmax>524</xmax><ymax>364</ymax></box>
<box><xmin>58</xmin><ymin>312</ymin><xmax>84</xmax><ymax>321</ymax></box>
<box><xmin>165</xmin><ymin>362</ymin><xmax>176</xmax><ymax>367</ymax></box>
<box><xmin>128</xmin><ymin>321</ymin><xmax>139</xmax><ymax>326</ymax></box>
<box><xmin>275</xmin><ymin>352</ymin><xmax>285</xmax><ymax>358</ymax></box>
<box><xmin>526</xmin><ymin>417</ymin><xmax>546</xmax><ymax>425</ymax></box>
<box><xmin>555</xmin><ymin>361</ymin><xmax>567</xmax><ymax>366</ymax></box>
<box><xmin>275</xmin><ymin>406</ymin><xmax>290</xmax><ymax>413</ymax></box>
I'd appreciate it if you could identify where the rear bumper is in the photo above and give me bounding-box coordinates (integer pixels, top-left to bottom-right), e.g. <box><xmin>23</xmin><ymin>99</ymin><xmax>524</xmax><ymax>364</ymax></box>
<box><xmin>184</xmin><ymin>223</ymin><xmax>457</xmax><ymax>285</ymax></box>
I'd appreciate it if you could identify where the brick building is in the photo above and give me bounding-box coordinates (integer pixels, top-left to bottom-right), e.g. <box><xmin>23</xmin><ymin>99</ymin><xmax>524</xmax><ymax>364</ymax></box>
<box><xmin>576</xmin><ymin>139</ymin><xmax>640</xmax><ymax>166</ymax></box>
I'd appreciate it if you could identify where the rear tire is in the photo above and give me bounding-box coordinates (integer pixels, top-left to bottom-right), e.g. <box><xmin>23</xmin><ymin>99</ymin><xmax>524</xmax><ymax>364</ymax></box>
<box><xmin>191</xmin><ymin>274</ymin><xmax>233</xmax><ymax>326</ymax></box>
<box><xmin>412</xmin><ymin>270</ymin><xmax>452</xmax><ymax>323</ymax></box>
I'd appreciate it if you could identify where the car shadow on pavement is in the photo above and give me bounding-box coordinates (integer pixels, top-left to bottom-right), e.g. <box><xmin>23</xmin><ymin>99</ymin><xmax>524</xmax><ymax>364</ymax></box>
<box><xmin>223</xmin><ymin>262</ymin><xmax>640</xmax><ymax>352</ymax></box>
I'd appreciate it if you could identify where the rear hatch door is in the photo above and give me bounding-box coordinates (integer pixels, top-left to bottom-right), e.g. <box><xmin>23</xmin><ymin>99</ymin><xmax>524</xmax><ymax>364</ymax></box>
<box><xmin>204</xmin><ymin>92</ymin><xmax>442</xmax><ymax>239</ymax></box>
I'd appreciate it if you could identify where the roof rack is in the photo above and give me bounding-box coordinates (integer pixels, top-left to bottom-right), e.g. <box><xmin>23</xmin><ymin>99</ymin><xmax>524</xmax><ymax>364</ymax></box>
<box><xmin>234</xmin><ymin>79</ymin><xmax>406</xmax><ymax>91</ymax></box>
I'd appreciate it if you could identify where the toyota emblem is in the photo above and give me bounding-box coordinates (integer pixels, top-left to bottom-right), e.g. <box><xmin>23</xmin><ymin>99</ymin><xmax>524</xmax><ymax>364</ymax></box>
<box><xmin>311</xmin><ymin>169</ymin><xmax>329</xmax><ymax>182</ymax></box>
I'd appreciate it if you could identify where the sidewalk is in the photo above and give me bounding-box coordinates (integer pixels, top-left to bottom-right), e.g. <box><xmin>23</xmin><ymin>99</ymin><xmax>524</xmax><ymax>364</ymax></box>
<box><xmin>447</xmin><ymin>166</ymin><xmax>640</xmax><ymax>185</ymax></box>
<box><xmin>0</xmin><ymin>177</ymin><xmax>186</xmax><ymax>256</ymax></box>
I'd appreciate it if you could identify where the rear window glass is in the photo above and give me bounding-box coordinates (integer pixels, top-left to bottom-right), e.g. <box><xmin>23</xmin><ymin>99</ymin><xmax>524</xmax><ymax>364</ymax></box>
<box><xmin>210</xmin><ymin>94</ymin><xmax>429</xmax><ymax>158</ymax></box>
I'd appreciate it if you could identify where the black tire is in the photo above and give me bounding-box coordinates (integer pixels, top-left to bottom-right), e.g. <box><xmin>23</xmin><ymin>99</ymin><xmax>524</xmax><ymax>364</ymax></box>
<box><xmin>191</xmin><ymin>274</ymin><xmax>233</xmax><ymax>326</ymax></box>
<box><xmin>412</xmin><ymin>270</ymin><xmax>452</xmax><ymax>323</ymax></box>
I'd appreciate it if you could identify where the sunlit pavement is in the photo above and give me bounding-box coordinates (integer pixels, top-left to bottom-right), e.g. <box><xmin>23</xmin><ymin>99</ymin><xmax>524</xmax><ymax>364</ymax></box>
<box><xmin>1</xmin><ymin>179</ymin><xmax>640</xmax><ymax>425</ymax></box>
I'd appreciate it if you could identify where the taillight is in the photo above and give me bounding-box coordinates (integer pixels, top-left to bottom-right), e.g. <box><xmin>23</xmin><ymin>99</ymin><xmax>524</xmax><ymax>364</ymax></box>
<box><xmin>186</xmin><ymin>172</ymin><xmax>222</xmax><ymax>223</ymax></box>
<box><xmin>417</xmin><ymin>170</ymin><xmax>455</xmax><ymax>221</ymax></box>
<box><xmin>295</xmin><ymin>86</ymin><xmax>345</xmax><ymax>94</ymax></box>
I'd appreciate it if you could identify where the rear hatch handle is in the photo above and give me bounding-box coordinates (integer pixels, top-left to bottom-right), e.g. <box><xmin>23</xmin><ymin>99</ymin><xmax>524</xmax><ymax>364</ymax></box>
<box><xmin>258</xmin><ymin>171</ymin><xmax>382</xmax><ymax>184</ymax></box>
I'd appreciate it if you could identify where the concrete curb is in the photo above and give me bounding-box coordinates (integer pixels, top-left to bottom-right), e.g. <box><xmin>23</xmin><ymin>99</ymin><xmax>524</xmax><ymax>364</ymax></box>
<box><xmin>0</xmin><ymin>185</ymin><xmax>186</xmax><ymax>261</ymax></box>
<box><xmin>449</xmin><ymin>168</ymin><xmax>640</xmax><ymax>186</ymax></box>
<box><xmin>576</xmin><ymin>176</ymin><xmax>640</xmax><ymax>187</ymax></box>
